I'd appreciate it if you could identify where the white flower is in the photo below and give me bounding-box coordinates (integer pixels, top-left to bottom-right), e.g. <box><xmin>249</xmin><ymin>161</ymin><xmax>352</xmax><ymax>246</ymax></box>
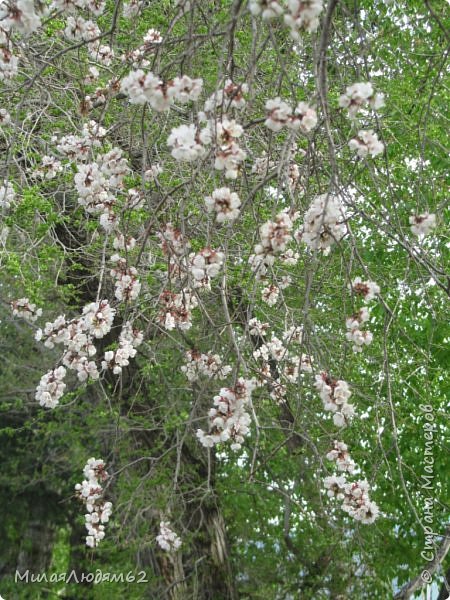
<box><xmin>249</xmin><ymin>0</ymin><xmax>284</xmax><ymax>19</ymax></box>
<box><xmin>157</xmin><ymin>521</ymin><xmax>182</xmax><ymax>552</ymax></box>
<box><xmin>11</xmin><ymin>298</ymin><xmax>42</xmax><ymax>322</ymax></box>
<box><xmin>300</xmin><ymin>194</ymin><xmax>346</xmax><ymax>252</ymax></box>
<box><xmin>75</xmin><ymin>458</ymin><xmax>112</xmax><ymax>547</ymax></box>
<box><xmin>339</xmin><ymin>82</ymin><xmax>385</xmax><ymax>118</ymax></box>
<box><xmin>35</xmin><ymin>367</ymin><xmax>67</xmax><ymax>408</ymax></box>
<box><xmin>0</xmin><ymin>181</ymin><xmax>15</xmax><ymax>209</ymax></box>
<box><xmin>349</xmin><ymin>278</ymin><xmax>380</xmax><ymax>302</ymax></box>
<box><xmin>205</xmin><ymin>187</ymin><xmax>241</xmax><ymax>223</ymax></box>
<box><xmin>409</xmin><ymin>213</ymin><xmax>436</xmax><ymax>236</ymax></box>
<box><xmin>348</xmin><ymin>130</ymin><xmax>384</xmax><ymax>158</ymax></box>
<box><xmin>167</xmin><ymin>123</ymin><xmax>211</xmax><ymax>162</ymax></box>
<box><xmin>284</xmin><ymin>0</ymin><xmax>324</xmax><ymax>37</ymax></box>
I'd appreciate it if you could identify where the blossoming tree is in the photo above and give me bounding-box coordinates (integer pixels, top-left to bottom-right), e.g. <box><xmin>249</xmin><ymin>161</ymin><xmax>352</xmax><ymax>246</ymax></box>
<box><xmin>0</xmin><ymin>0</ymin><xmax>448</xmax><ymax>598</ymax></box>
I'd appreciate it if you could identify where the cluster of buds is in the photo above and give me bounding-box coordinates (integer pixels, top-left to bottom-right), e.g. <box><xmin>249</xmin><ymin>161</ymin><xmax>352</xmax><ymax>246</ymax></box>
<box><xmin>0</xmin><ymin>181</ymin><xmax>15</xmax><ymax>209</ymax></box>
<box><xmin>264</xmin><ymin>97</ymin><xmax>317</xmax><ymax>133</ymax></box>
<box><xmin>196</xmin><ymin>379</ymin><xmax>256</xmax><ymax>451</ymax></box>
<box><xmin>121</xmin><ymin>28</ymin><xmax>163</xmax><ymax>67</ymax></box>
<box><xmin>314</xmin><ymin>372</ymin><xmax>355</xmax><ymax>427</ymax></box>
<box><xmin>75</xmin><ymin>458</ymin><xmax>113</xmax><ymax>548</ymax></box>
<box><xmin>11</xmin><ymin>298</ymin><xmax>42</xmax><ymax>322</ymax></box>
<box><xmin>324</xmin><ymin>475</ymin><xmax>379</xmax><ymax>524</ymax></box>
<box><xmin>253</xmin><ymin>331</ymin><xmax>313</xmax><ymax>397</ymax></box>
<box><xmin>261</xmin><ymin>284</ymin><xmax>280</xmax><ymax>306</ymax></box>
<box><xmin>284</xmin><ymin>0</ymin><xmax>324</xmax><ymax>36</ymax></box>
<box><xmin>32</xmin><ymin>156</ymin><xmax>63</xmax><ymax>180</ymax></box>
<box><xmin>249</xmin><ymin>0</ymin><xmax>284</xmax><ymax>20</ymax></box>
<box><xmin>249</xmin><ymin>0</ymin><xmax>323</xmax><ymax>36</ymax></box>
<box><xmin>35</xmin><ymin>300</ymin><xmax>115</xmax><ymax>394</ymax></box>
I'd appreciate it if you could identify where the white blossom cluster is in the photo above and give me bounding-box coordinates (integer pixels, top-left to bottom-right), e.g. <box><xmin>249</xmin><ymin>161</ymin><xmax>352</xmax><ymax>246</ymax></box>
<box><xmin>0</xmin><ymin>32</ymin><xmax>19</xmax><ymax>80</ymax></box>
<box><xmin>121</xmin><ymin>70</ymin><xmax>202</xmax><ymax>110</ymax></box>
<box><xmin>249</xmin><ymin>211</ymin><xmax>295</xmax><ymax>277</ymax></box>
<box><xmin>261</xmin><ymin>284</ymin><xmax>280</xmax><ymax>306</ymax></box>
<box><xmin>122</xmin><ymin>0</ymin><xmax>142</xmax><ymax>18</ymax></box>
<box><xmin>324</xmin><ymin>475</ymin><xmax>379</xmax><ymax>524</ymax></box>
<box><xmin>35</xmin><ymin>300</ymin><xmax>115</xmax><ymax>390</ymax></box>
<box><xmin>348</xmin><ymin>277</ymin><xmax>380</xmax><ymax>302</ymax></box>
<box><xmin>264</xmin><ymin>98</ymin><xmax>317</xmax><ymax>133</ymax></box>
<box><xmin>110</xmin><ymin>254</ymin><xmax>141</xmax><ymax>302</ymax></box>
<box><xmin>203</xmin><ymin>80</ymin><xmax>248</xmax><ymax>113</ymax></box>
<box><xmin>73</xmin><ymin>149</ymin><xmax>130</xmax><ymax>231</ymax></box>
<box><xmin>167</xmin><ymin>123</ymin><xmax>211</xmax><ymax>162</ymax></box>
<box><xmin>189</xmin><ymin>248</ymin><xmax>224</xmax><ymax>288</ymax></box>
<box><xmin>33</xmin><ymin>156</ymin><xmax>63</xmax><ymax>180</ymax></box>
<box><xmin>159</xmin><ymin>289</ymin><xmax>198</xmax><ymax>331</ymax></box>
<box><xmin>409</xmin><ymin>213</ymin><xmax>436</xmax><ymax>236</ymax></box>
<box><xmin>52</xmin><ymin>0</ymin><xmax>106</xmax><ymax>15</ymax></box>
<box><xmin>249</xmin><ymin>0</ymin><xmax>323</xmax><ymax>35</ymax></box>
<box><xmin>205</xmin><ymin>187</ymin><xmax>241</xmax><ymax>223</ymax></box>
<box><xmin>11</xmin><ymin>297</ymin><xmax>42</xmax><ymax>322</ymax></box>
<box><xmin>0</xmin><ymin>181</ymin><xmax>15</xmax><ymax>209</ymax></box>
<box><xmin>285</xmin><ymin>0</ymin><xmax>324</xmax><ymax>36</ymax></box>
<box><xmin>196</xmin><ymin>379</ymin><xmax>256</xmax><ymax>451</ymax></box>
<box><xmin>339</xmin><ymin>82</ymin><xmax>385</xmax><ymax>118</ymax></box>
<box><xmin>120</xmin><ymin>29</ymin><xmax>162</xmax><ymax>65</ymax></box>
<box><xmin>74</xmin><ymin>458</ymin><xmax>113</xmax><ymax>548</ymax></box>
<box><xmin>253</xmin><ymin>330</ymin><xmax>314</xmax><ymax>399</ymax></box>
<box><xmin>0</xmin><ymin>108</ymin><xmax>11</xmax><ymax>124</ymax></box>
<box><xmin>181</xmin><ymin>349</ymin><xmax>232</xmax><ymax>382</ymax></box>
<box><xmin>102</xmin><ymin>321</ymin><xmax>143</xmax><ymax>374</ymax></box>
<box><xmin>212</xmin><ymin>117</ymin><xmax>246</xmax><ymax>179</ymax></box>
<box><xmin>156</xmin><ymin>521</ymin><xmax>182</xmax><ymax>552</ymax></box>
<box><xmin>0</xmin><ymin>0</ymin><xmax>42</xmax><ymax>35</ymax></box>
<box><xmin>55</xmin><ymin>120</ymin><xmax>106</xmax><ymax>161</ymax></box>
<box><xmin>348</xmin><ymin>130</ymin><xmax>384</xmax><ymax>158</ymax></box>
<box><xmin>35</xmin><ymin>366</ymin><xmax>67</xmax><ymax>408</ymax></box>
<box><xmin>326</xmin><ymin>440</ymin><xmax>356</xmax><ymax>473</ymax></box>
<box><xmin>157</xmin><ymin>223</ymin><xmax>191</xmax><ymax>279</ymax></box>
<box><xmin>314</xmin><ymin>372</ymin><xmax>355</xmax><ymax>427</ymax></box>
<box><xmin>249</xmin><ymin>0</ymin><xmax>284</xmax><ymax>19</ymax></box>
<box><xmin>299</xmin><ymin>193</ymin><xmax>346</xmax><ymax>253</ymax></box>
<box><xmin>248</xmin><ymin>318</ymin><xmax>270</xmax><ymax>337</ymax></box>
<box><xmin>345</xmin><ymin>307</ymin><xmax>373</xmax><ymax>353</ymax></box>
